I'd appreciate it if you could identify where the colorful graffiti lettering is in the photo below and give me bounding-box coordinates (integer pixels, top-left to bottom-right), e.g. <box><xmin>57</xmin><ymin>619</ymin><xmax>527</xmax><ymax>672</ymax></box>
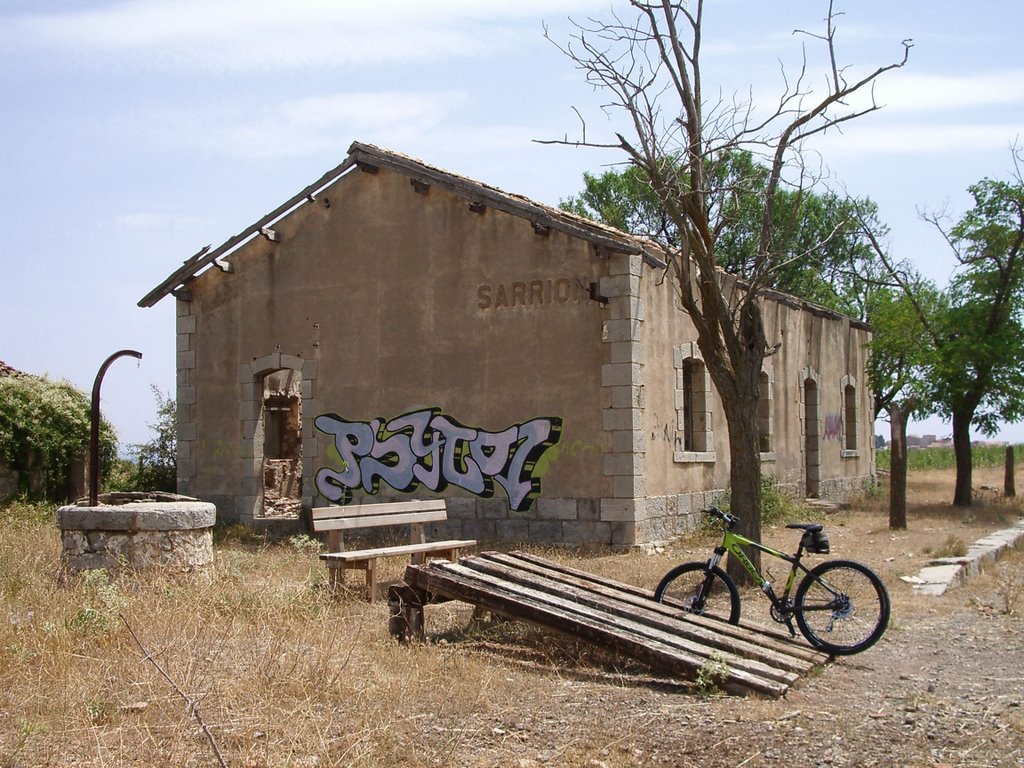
<box><xmin>314</xmin><ymin>408</ymin><xmax>563</xmax><ymax>511</ymax></box>
<box><xmin>823</xmin><ymin>414</ymin><xmax>843</xmax><ymax>441</ymax></box>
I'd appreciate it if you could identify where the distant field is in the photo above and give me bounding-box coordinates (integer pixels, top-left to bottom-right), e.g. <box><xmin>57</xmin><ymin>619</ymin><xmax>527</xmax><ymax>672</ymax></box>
<box><xmin>876</xmin><ymin>443</ymin><xmax>1023</xmax><ymax>472</ymax></box>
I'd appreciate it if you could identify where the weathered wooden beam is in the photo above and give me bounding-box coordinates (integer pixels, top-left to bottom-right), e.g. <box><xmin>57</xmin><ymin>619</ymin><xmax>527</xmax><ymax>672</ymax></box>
<box><xmin>507</xmin><ymin>551</ymin><xmax>826</xmax><ymax>663</ymax></box>
<box><xmin>404</xmin><ymin>561</ymin><xmax>794</xmax><ymax>697</ymax></box>
<box><xmin>441</xmin><ymin>561</ymin><xmax>803</xmax><ymax>686</ymax></box>
<box><xmin>470</xmin><ymin>553</ymin><xmax>819</xmax><ymax>674</ymax></box>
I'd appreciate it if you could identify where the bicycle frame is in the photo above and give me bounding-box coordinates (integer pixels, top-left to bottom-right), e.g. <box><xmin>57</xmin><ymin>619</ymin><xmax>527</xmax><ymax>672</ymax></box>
<box><xmin>705</xmin><ymin>528</ymin><xmax>812</xmax><ymax>615</ymax></box>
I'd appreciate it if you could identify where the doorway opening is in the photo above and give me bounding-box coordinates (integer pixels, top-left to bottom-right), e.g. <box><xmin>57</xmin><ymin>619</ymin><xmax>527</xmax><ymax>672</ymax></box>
<box><xmin>260</xmin><ymin>368</ymin><xmax>302</xmax><ymax>517</ymax></box>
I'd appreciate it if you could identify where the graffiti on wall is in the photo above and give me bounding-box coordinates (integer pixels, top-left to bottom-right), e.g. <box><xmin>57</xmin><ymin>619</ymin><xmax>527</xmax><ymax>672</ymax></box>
<box><xmin>314</xmin><ymin>408</ymin><xmax>563</xmax><ymax>511</ymax></box>
<box><xmin>823</xmin><ymin>414</ymin><xmax>843</xmax><ymax>442</ymax></box>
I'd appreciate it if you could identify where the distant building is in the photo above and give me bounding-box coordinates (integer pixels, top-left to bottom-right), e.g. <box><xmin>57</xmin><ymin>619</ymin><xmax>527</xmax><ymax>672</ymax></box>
<box><xmin>139</xmin><ymin>142</ymin><xmax>875</xmax><ymax>547</ymax></box>
<box><xmin>906</xmin><ymin>434</ymin><xmax>938</xmax><ymax>449</ymax></box>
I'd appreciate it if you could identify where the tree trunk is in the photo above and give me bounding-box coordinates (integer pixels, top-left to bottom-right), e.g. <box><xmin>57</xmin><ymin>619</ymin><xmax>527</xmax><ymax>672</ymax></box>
<box><xmin>1006</xmin><ymin>446</ymin><xmax>1016</xmax><ymax>498</ymax></box>
<box><xmin>886</xmin><ymin>402</ymin><xmax>912</xmax><ymax>530</ymax></box>
<box><xmin>722</xmin><ymin>396</ymin><xmax>762</xmax><ymax>587</ymax></box>
<box><xmin>951</xmin><ymin>410</ymin><xmax>973</xmax><ymax>507</ymax></box>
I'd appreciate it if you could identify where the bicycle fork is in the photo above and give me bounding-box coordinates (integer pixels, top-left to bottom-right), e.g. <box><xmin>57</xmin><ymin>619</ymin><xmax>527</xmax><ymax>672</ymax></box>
<box><xmin>694</xmin><ymin>549</ymin><xmax>727</xmax><ymax>612</ymax></box>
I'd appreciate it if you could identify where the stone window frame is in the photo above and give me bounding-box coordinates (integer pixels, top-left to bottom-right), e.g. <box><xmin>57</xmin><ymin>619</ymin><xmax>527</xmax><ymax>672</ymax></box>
<box><xmin>841</xmin><ymin>373</ymin><xmax>859</xmax><ymax>458</ymax></box>
<box><xmin>673</xmin><ymin>342</ymin><xmax>716</xmax><ymax>464</ymax></box>
<box><xmin>758</xmin><ymin>364</ymin><xmax>776</xmax><ymax>462</ymax></box>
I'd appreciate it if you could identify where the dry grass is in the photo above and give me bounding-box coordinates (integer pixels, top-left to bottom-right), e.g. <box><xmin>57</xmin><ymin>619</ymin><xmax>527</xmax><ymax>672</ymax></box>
<box><xmin>2</xmin><ymin>469</ymin><xmax>1022</xmax><ymax>767</ymax></box>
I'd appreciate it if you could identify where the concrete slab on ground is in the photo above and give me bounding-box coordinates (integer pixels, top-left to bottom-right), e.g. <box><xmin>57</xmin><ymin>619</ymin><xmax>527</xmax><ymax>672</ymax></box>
<box><xmin>902</xmin><ymin>518</ymin><xmax>1024</xmax><ymax>596</ymax></box>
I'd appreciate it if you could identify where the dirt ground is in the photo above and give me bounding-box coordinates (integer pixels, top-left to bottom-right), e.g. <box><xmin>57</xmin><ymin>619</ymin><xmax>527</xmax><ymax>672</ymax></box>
<box><xmin>428</xmin><ymin>467</ymin><xmax>1024</xmax><ymax>768</ymax></box>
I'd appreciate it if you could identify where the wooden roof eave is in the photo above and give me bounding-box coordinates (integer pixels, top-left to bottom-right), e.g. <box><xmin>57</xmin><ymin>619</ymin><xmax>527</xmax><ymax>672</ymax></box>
<box><xmin>139</xmin><ymin>143</ymin><xmax>671</xmax><ymax>309</ymax></box>
<box><xmin>137</xmin><ymin>155</ymin><xmax>359</xmax><ymax>308</ymax></box>
<box><xmin>347</xmin><ymin>142</ymin><xmax>666</xmax><ymax>266</ymax></box>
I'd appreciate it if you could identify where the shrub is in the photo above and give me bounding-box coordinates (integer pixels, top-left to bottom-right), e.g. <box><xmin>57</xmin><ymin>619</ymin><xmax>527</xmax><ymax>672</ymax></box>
<box><xmin>719</xmin><ymin>474</ymin><xmax>804</xmax><ymax>527</ymax></box>
<box><xmin>0</xmin><ymin>374</ymin><xmax>116</xmax><ymax>501</ymax></box>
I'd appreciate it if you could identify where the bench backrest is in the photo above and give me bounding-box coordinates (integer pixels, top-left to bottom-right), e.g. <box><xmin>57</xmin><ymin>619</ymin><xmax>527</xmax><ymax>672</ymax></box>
<box><xmin>311</xmin><ymin>499</ymin><xmax>447</xmax><ymax>531</ymax></box>
<box><xmin>311</xmin><ymin>499</ymin><xmax>447</xmax><ymax>550</ymax></box>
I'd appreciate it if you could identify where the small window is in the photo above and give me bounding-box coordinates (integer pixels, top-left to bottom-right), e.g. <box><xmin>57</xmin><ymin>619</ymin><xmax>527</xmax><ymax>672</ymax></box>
<box><xmin>758</xmin><ymin>370</ymin><xmax>772</xmax><ymax>454</ymax></box>
<box><xmin>682</xmin><ymin>359</ymin><xmax>708</xmax><ymax>452</ymax></box>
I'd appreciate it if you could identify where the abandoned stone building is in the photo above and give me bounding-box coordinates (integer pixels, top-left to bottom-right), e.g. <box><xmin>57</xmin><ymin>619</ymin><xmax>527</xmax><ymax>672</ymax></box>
<box><xmin>139</xmin><ymin>142</ymin><xmax>875</xmax><ymax>547</ymax></box>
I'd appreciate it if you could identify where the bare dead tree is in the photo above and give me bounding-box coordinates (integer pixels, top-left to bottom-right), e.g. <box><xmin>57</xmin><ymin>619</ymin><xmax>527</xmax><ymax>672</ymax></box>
<box><xmin>543</xmin><ymin>1</ymin><xmax>910</xmax><ymax>581</ymax></box>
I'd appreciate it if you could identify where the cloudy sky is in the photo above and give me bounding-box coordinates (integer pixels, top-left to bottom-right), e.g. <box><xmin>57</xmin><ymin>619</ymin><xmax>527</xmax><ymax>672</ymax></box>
<box><xmin>1</xmin><ymin>0</ymin><xmax>1022</xmax><ymax>446</ymax></box>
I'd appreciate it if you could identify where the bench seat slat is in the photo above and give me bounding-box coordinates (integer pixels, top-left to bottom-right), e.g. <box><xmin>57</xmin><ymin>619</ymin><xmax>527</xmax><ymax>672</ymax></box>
<box><xmin>311</xmin><ymin>499</ymin><xmax>446</xmax><ymax>522</ymax></box>
<box><xmin>313</xmin><ymin>510</ymin><xmax>447</xmax><ymax>531</ymax></box>
<box><xmin>320</xmin><ymin>539</ymin><xmax>478</xmax><ymax>563</ymax></box>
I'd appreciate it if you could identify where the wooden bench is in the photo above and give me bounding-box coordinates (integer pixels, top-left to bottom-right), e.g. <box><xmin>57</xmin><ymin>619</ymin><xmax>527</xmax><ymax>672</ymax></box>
<box><xmin>312</xmin><ymin>499</ymin><xmax>476</xmax><ymax>602</ymax></box>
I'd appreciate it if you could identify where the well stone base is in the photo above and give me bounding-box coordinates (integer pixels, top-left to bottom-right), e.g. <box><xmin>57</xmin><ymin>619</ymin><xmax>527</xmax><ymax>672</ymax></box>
<box><xmin>57</xmin><ymin>500</ymin><xmax>215</xmax><ymax>576</ymax></box>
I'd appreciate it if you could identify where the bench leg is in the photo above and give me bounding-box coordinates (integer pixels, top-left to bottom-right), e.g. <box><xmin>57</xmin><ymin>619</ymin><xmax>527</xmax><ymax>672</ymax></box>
<box><xmin>365</xmin><ymin>560</ymin><xmax>378</xmax><ymax>603</ymax></box>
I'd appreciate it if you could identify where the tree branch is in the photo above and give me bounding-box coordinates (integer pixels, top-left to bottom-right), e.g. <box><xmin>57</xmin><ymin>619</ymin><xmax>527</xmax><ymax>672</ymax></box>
<box><xmin>121</xmin><ymin>614</ymin><xmax>229</xmax><ymax>768</ymax></box>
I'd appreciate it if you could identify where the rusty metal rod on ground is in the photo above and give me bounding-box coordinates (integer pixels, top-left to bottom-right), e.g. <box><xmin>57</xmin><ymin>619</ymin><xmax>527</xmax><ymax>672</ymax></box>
<box><xmin>90</xmin><ymin>349</ymin><xmax>142</xmax><ymax>506</ymax></box>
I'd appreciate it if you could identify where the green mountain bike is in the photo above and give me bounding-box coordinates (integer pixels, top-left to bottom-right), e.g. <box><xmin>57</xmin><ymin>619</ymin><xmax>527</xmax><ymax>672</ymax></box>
<box><xmin>655</xmin><ymin>506</ymin><xmax>890</xmax><ymax>655</ymax></box>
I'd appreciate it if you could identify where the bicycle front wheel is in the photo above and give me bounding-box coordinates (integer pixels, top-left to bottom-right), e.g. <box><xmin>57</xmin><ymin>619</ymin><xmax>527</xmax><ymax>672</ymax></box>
<box><xmin>654</xmin><ymin>562</ymin><xmax>741</xmax><ymax>624</ymax></box>
<box><xmin>794</xmin><ymin>560</ymin><xmax>890</xmax><ymax>655</ymax></box>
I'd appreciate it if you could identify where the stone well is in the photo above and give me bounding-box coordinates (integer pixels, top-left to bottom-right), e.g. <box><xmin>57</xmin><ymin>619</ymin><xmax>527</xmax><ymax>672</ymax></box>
<box><xmin>57</xmin><ymin>492</ymin><xmax>215</xmax><ymax>576</ymax></box>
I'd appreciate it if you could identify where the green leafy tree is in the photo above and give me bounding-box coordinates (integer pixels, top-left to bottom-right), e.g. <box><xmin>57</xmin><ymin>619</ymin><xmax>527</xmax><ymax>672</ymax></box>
<box><xmin>864</xmin><ymin>281</ymin><xmax>943</xmax><ymax>528</ymax></box>
<box><xmin>546</xmin><ymin>1</ymin><xmax>909</xmax><ymax>584</ymax></box>
<box><xmin>561</xmin><ymin>163</ymin><xmax>676</xmax><ymax>245</ymax></box>
<box><xmin>924</xmin><ymin>170</ymin><xmax>1024</xmax><ymax>506</ymax></box>
<box><xmin>561</xmin><ymin>154</ymin><xmax>886</xmax><ymax>319</ymax></box>
<box><xmin>865</xmin><ymin>156</ymin><xmax>1024</xmax><ymax>508</ymax></box>
<box><xmin>111</xmin><ymin>387</ymin><xmax>177</xmax><ymax>493</ymax></box>
<box><xmin>0</xmin><ymin>373</ymin><xmax>117</xmax><ymax>500</ymax></box>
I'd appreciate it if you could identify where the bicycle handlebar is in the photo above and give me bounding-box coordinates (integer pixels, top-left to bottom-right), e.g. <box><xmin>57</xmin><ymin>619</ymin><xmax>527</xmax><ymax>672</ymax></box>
<box><xmin>705</xmin><ymin>506</ymin><xmax>740</xmax><ymax>530</ymax></box>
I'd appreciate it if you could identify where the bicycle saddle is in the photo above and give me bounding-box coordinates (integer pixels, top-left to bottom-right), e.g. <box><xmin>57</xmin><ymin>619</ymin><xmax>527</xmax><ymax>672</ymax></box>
<box><xmin>785</xmin><ymin>522</ymin><xmax>823</xmax><ymax>532</ymax></box>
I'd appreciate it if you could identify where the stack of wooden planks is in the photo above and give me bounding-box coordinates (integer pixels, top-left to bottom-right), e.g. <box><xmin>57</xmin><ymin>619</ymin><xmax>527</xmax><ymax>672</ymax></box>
<box><xmin>392</xmin><ymin>551</ymin><xmax>830</xmax><ymax>698</ymax></box>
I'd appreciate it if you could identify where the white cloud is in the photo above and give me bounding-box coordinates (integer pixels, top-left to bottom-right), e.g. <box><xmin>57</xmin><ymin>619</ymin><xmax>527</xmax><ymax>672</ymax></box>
<box><xmin>816</xmin><ymin>121</ymin><xmax>1022</xmax><ymax>156</ymax></box>
<box><xmin>1</xmin><ymin>0</ymin><xmax>606</xmax><ymax>71</ymax></box>
<box><xmin>871</xmin><ymin>71</ymin><xmax>1024</xmax><ymax>113</ymax></box>
<box><xmin>122</xmin><ymin>91</ymin><xmax>468</xmax><ymax>159</ymax></box>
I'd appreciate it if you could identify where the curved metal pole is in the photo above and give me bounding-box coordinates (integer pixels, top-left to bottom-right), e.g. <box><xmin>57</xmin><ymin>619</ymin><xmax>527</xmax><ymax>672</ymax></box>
<box><xmin>90</xmin><ymin>349</ymin><xmax>143</xmax><ymax>505</ymax></box>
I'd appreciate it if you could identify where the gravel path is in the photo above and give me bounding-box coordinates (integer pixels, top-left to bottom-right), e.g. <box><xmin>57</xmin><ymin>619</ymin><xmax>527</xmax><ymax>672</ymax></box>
<box><xmin>446</xmin><ymin>533</ymin><xmax>1024</xmax><ymax>767</ymax></box>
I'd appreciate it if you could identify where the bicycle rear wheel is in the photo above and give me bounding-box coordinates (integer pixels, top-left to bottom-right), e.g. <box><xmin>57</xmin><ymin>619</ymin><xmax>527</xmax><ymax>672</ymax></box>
<box><xmin>794</xmin><ymin>559</ymin><xmax>890</xmax><ymax>655</ymax></box>
<box><xmin>654</xmin><ymin>562</ymin><xmax>741</xmax><ymax>624</ymax></box>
